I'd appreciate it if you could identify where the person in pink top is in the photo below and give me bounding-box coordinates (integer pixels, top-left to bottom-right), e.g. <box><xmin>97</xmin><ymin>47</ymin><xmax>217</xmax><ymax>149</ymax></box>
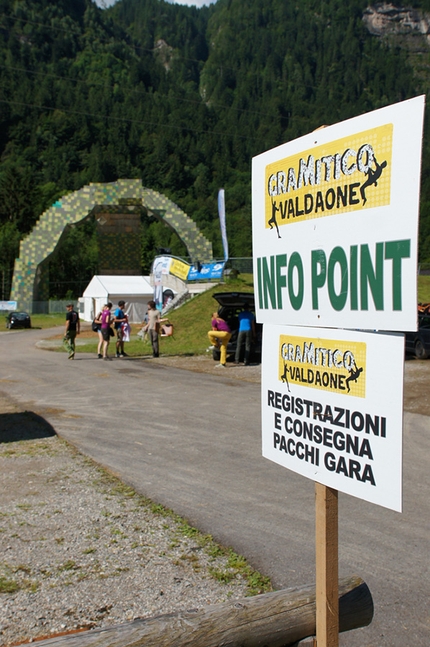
<box><xmin>95</xmin><ymin>303</ymin><xmax>113</xmax><ymax>360</ymax></box>
<box><xmin>207</xmin><ymin>312</ymin><xmax>231</xmax><ymax>368</ymax></box>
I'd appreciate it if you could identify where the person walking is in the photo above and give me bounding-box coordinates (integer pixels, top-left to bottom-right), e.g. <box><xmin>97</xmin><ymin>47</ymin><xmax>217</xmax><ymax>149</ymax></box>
<box><xmin>114</xmin><ymin>300</ymin><xmax>128</xmax><ymax>358</ymax></box>
<box><xmin>144</xmin><ymin>300</ymin><xmax>162</xmax><ymax>358</ymax></box>
<box><xmin>93</xmin><ymin>308</ymin><xmax>103</xmax><ymax>358</ymax></box>
<box><xmin>235</xmin><ymin>303</ymin><xmax>256</xmax><ymax>366</ymax></box>
<box><xmin>63</xmin><ymin>303</ymin><xmax>80</xmax><ymax>360</ymax></box>
<box><xmin>208</xmin><ymin>312</ymin><xmax>231</xmax><ymax>368</ymax></box>
<box><xmin>95</xmin><ymin>303</ymin><xmax>113</xmax><ymax>360</ymax></box>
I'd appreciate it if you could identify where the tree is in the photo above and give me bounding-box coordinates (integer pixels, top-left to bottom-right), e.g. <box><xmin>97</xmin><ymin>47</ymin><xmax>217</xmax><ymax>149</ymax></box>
<box><xmin>0</xmin><ymin>222</ymin><xmax>20</xmax><ymax>299</ymax></box>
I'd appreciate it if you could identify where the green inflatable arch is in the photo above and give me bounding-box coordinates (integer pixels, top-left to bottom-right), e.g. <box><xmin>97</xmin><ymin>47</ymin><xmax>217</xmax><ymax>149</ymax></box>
<box><xmin>11</xmin><ymin>179</ymin><xmax>213</xmax><ymax>309</ymax></box>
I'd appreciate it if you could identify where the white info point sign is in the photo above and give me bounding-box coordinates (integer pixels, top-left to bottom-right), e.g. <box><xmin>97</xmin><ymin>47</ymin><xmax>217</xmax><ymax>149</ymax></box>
<box><xmin>252</xmin><ymin>96</ymin><xmax>425</xmax><ymax>332</ymax></box>
<box><xmin>262</xmin><ymin>324</ymin><xmax>404</xmax><ymax>512</ymax></box>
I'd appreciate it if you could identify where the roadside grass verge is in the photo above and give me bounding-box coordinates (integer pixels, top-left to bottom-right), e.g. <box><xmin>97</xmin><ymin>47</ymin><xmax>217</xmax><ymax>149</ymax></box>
<box><xmin>95</xmin><ymin>468</ymin><xmax>272</xmax><ymax>596</ymax></box>
<box><xmin>1</xmin><ymin>312</ymin><xmax>65</xmax><ymax>332</ymax></box>
<box><xmin>1</xmin><ymin>435</ymin><xmax>272</xmax><ymax>599</ymax></box>
<box><xmin>418</xmin><ymin>274</ymin><xmax>430</xmax><ymax>303</ymax></box>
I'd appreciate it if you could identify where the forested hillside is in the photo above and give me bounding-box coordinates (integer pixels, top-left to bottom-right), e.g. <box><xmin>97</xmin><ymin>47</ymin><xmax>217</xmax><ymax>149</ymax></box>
<box><xmin>1</xmin><ymin>0</ymin><xmax>430</xmax><ymax>298</ymax></box>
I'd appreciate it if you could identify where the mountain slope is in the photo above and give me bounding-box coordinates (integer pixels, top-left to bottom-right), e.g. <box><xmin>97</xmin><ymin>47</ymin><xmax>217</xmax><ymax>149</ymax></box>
<box><xmin>0</xmin><ymin>0</ymin><xmax>429</xmax><ymax>298</ymax></box>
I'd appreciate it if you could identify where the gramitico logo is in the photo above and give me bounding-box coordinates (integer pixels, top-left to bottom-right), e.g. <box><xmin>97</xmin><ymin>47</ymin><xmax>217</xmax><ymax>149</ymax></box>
<box><xmin>278</xmin><ymin>334</ymin><xmax>367</xmax><ymax>397</ymax></box>
<box><xmin>265</xmin><ymin>124</ymin><xmax>393</xmax><ymax>236</ymax></box>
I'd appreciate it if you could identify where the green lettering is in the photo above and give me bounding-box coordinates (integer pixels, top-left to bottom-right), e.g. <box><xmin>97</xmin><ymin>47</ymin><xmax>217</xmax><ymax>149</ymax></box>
<box><xmin>384</xmin><ymin>239</ymin><xmax>411</xmax><ymax>310</ymax></box>
<box><xmin>360</xmin><ymin>243</ymin><xmax>384</xmax><ymax>310</ymax></box>
<box><xmin>328</xmin><ymin>246</ymin><xmax>348</xmax><ymax>311</ymax></box>
<box><xmin>276</xmin><ymin>254</ymin><xmax>287</xmax><ymax>309</ymax></box>
<box><xmin>288</xmin><ymin>252</ymin><xmax>304</xmax><ymax>310</ymax></box>
<box><xmin>257</xmin><ymin>257</ymin><xmax>263</xmax><ymax>309</ymax></box>
<box><xmin>312</xmin><ymin>249</ymin><xmax>327</xmax><ymax>309</ymax></box>
<box><xmin>350</xmin><ymin>245</ymin><xmax>358</xmax><ymax>310</ymax></box>
<box><xmin>262</xmin><ymin>256</ymin><xmax>277</xmax><ymax>309</ymax></box>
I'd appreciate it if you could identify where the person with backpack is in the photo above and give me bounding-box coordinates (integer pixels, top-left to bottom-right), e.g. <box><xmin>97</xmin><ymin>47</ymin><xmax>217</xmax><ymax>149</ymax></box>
<box><xmin>63</xmin><ymin>303</ymin><xmax>80</xmax><ymax>360</ymax></box>
<box><xmin>95</xmin><ymin>303</ymin><xmax>113</xmax><ymax>360</ymax></box>
<box><xmin>92</xmin><ymin>309</ymin><xmax>103</xmax><ymax>358</ymax></box>
<box><xmin>114</xmin><ymin>300</ymin><xmax>128</xmax><ymax>358</ymax></box>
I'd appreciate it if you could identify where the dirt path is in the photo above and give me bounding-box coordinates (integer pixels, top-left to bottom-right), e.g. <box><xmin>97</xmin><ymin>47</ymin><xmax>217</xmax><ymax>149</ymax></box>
<box><xmin>40</xmin><ymin>324</ymin><xmax>430</xmax><ymax>417</ymax></box>
<box><xmin>402</xmin><ymin>357</ymin><xmax>430</xmax><ymax>416</ymax></box>
<box><xmin>147</xmin><ymin>353</ymin><xmax>430</xmax><ymax>417</ymax></box>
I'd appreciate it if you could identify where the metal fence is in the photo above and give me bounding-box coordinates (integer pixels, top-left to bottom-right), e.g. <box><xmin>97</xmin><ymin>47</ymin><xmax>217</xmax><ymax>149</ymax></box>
<box><xmin>12</xmin><ymin>300</ymin><xmax>76</xmax><ymax>315</ymax></box>
<box><xmin>418</xmin><ymin>263</ymin><xmax>430</xmax><ymax>275</ymax></box>
<box><xmin>225</xmin><ymin>257</ymin><xmax>253</xmax><ymax>274</ymax></box>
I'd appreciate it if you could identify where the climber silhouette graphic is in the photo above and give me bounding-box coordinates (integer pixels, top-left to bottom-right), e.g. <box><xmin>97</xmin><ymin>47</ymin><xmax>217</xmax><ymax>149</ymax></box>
<box><xmin>280</xmin><ymin>361</ymin><xmax>290</xmax><ymax>392</ymax></box>
<box><xmin>268</xmin><ymin>198</ymin><xmax>281</xmax><ymax>238</ymax></box>
<box><xmin>360</xmin><ymin>156</ymin><xmax>387</xmax><ymax>205</ymax></box>
<box><xmin>345</xmin><ymin>362</ymin><xmax>363</xmax><ymax>393</ymax></box>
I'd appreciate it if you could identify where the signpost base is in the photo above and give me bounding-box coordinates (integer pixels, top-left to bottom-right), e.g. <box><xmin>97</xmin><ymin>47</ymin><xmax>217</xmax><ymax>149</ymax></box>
<box><xmin>316</xmin><ymin>483</ymin><xmax>339</xmax><ymax>647</ymax></box>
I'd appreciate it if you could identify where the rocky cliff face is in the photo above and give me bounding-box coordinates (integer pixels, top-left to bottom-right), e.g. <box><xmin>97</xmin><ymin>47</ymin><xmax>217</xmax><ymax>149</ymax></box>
<box><xmin>363</xmin><ymin>3</ymin><xmax>430</xmax><ymax>92</ymax></box>
<box><xmin>363</xmin><ymin>3</ymin><xmax>430</xmax><ymax>49</ymax></box>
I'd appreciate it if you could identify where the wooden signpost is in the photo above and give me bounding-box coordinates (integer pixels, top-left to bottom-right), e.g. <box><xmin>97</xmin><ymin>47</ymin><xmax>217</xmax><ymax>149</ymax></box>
<box><xmin>315</xmin><ymin>483</ymin><xmax>338</xmax><ymax>647</ymax></box>
<box><xmin>314</xmin><ymin>122</ymin><xmax>339</xmax><ymax>647</ymax></box>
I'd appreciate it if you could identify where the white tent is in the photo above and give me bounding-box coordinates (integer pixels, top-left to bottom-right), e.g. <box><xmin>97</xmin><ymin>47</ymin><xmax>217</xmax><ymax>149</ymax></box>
<box><xmin>80</xmin><ymin>275</ymin><xmax>154</xmax><ymax>323</ymax></box>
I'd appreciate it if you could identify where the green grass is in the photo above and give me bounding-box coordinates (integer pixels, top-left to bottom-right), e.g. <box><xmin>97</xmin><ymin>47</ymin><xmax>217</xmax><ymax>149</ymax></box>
<box><xmin>30</xmin><ymin>313</ymin><xmax>65</xmax><ymax>329</ymax></box>
<box><xmin>1</xmin><ymin>312</ymin><xmax>64</xmax><ymax>331</ymax></box>
<box><xmin>154</xmin><ymin>275</ymin><xmax>254</xmax><ymax>356</ymax></box>
<box><xmin>88</xmin><ymin>443</ymin><xmax>272</xmax><ymax>595</ymax></box>
<box><xmin>0</xmin><ymin>575</ymin><xmax>19</xmax><ymax>593</ymax></box>
<box><xmin>418</xmin><ymin>275</ymin><xmax>430</xmax><ymax>303</ymax></box>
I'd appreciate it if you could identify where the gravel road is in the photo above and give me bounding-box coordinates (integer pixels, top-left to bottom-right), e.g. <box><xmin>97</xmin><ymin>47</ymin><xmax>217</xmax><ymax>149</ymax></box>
<box><xmin>0</xmin><ymin>393</ymin><xmax>266</xmax><ymax>647</ymax></box>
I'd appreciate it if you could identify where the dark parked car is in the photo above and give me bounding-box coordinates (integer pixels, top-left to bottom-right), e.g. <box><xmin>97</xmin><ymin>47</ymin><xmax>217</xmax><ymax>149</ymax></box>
<box><xmin>211</xmin><ymin>292</ymin><xmax>262</xmax><ymax>363</ymax></box>
<box><xmin>405</xmin><ymin>313</ymin><xmax>430</xmax><ymax>359</ymax></box>
<box><xmin>5</xmin><ymin>311</ymin><xmax>31</xmax><ymax>329</ymax></box>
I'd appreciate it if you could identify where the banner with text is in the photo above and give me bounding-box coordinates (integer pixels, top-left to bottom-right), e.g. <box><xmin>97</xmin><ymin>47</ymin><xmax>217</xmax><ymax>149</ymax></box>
<box><xmin>187</xmin><ymin>261</ymin><xmax>225</xmax><ymax>281</ymax></box>
<box><xmin>262</xmin><ymin>323</ymin><xmax>404</xmax><ymax>511</ymax></box>
<box><xmin>0</xmin><ymin>301</ymin><xmax>17</xmax><ymax>311</ymax></box>
<box><xmin>252</xmin><ymin>96</ymin><xmax>425</xmax><ymax>332</ymax></box>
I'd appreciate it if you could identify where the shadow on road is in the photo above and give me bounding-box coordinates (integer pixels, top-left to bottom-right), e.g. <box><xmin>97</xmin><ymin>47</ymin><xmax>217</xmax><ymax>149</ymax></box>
<box><xmin>0</xmin><ymin>411</ymin><xmax>57</xmax><ymax>443</ymax></box>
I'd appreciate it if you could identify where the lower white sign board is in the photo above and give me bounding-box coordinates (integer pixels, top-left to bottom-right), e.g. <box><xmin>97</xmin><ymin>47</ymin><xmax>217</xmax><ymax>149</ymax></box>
<box><xmin>262</xmin><ymin>324</ymin><xmax>404</xmax><ymax>512</ymax></box>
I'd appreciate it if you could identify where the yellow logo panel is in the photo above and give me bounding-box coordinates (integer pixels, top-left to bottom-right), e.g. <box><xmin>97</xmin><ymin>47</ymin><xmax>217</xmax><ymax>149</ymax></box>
<box><xmin>265</xmin><ymin>124</ymin><xmax>393</xmax><ymax>230</ymax></box>
<box><xmin>170</xmin><ymin>258</ymin><xmax>190</xmax><ymax>281</ymax></box>
<box><xmin>278</xmin><ymin>335</ymin><xmax>367</xmax><ymax>398</ymax></box>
